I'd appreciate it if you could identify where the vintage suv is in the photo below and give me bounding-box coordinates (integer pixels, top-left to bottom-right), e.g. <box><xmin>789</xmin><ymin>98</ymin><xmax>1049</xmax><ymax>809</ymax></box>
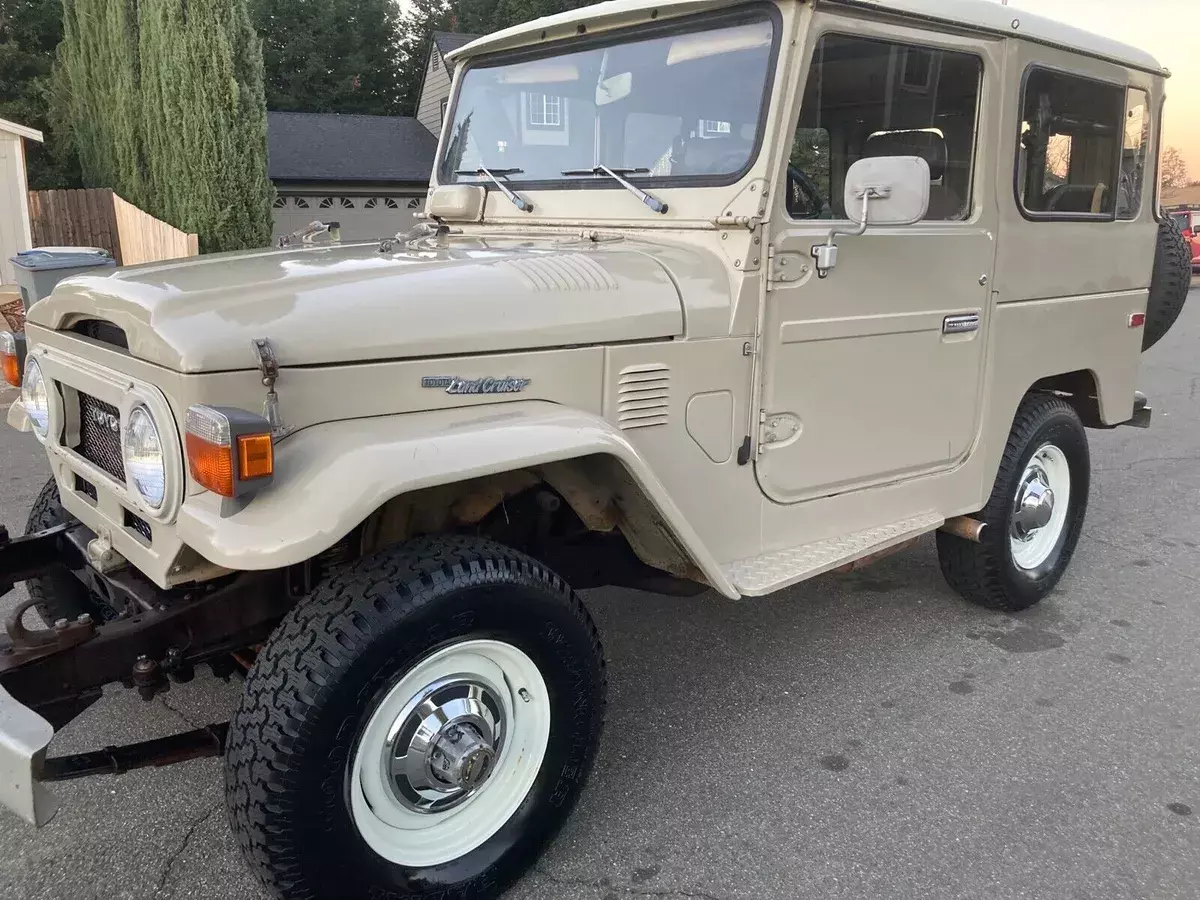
<box><xmin>0</xmin><ymin>0</ymin><xmax>1191</xmax><ymax>897</ymax></box>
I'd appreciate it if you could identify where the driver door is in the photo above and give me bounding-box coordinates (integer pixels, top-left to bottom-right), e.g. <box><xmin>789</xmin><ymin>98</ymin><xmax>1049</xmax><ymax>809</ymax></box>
<box><xmin>757</xmin><ymin>21</ymin><xmax>1002</xmax><ymax>504</ymax></box>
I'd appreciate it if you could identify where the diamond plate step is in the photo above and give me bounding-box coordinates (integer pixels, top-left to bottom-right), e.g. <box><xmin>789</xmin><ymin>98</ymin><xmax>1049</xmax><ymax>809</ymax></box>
<box><xmin>723</xmin><ymin>511</ymin><xmax>944</xmax><ymax>596</ymax></box>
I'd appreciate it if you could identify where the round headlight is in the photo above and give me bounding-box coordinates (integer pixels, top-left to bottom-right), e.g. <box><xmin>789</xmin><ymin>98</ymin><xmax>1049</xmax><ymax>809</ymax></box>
<box><xmin>20</xmin><ymin>357</ymin><xmax>50</xmax><ymax>439</ymax></box>
<box><xmin>125</xmin><ymin>406</ymin><xmax>166</xmax><ymax>509</ymax></box>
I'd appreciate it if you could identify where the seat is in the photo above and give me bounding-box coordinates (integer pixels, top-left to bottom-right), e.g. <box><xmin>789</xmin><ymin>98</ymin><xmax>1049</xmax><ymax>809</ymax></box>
<box><xmin>863</xmin><ymin>130</ymin><xmax>964</xmax><ymax>220</ymax></box>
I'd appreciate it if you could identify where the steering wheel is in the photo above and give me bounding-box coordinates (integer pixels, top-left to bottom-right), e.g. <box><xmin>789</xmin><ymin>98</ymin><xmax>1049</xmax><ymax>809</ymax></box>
<box><xmin>786</xmin><ymin>165</ymin><xmax>828</xmax><ymax>219</ymax></box>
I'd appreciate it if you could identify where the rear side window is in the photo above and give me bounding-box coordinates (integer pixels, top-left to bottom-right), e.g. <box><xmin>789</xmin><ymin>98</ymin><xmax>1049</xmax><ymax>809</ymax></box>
<box><xmin>1017</xmin><ymin>68</ymin><xmax>1124</xmax><ymax>218</ymax></box>
<box><xmin>1117</xmin><ymin>88</ymin><xmax>1150</xmax><ymax>219</ymax></box>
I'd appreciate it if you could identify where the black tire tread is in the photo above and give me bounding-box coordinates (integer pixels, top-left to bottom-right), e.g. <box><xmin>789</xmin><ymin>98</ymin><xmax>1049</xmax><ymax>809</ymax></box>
<box><xmin>225</xmin><ymin>534</ymin><xmax>606</xmax><ymax>900</ymax></box>
<box><xmin>937</xmin><ymin>394</ymin><xmax>1085</xmax><ymax>611</ymax></box>
<box><xmin>1144</xmin><ymin>213</ymin><xmax>1190</xmax><ymax>352</ymax></box>
<box><xmin>23</xmin><ymin>477</ymin><xmax>100</xmax><ymax>626</ymax></box>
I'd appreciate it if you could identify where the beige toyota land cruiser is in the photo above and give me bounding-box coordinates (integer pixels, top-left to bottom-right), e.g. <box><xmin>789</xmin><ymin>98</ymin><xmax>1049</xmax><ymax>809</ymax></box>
<box><xmin>0</xmin><ymin>0</ymin><xmax>1191</xmax><ymax>897</ymax></box>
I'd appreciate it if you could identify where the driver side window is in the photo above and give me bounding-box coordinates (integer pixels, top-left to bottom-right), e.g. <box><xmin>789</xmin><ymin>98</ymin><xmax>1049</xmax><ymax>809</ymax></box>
<box><xmin>787</xmin><ymin>33</ymin><xmax>983</xmax><ymax>221</ymax></box>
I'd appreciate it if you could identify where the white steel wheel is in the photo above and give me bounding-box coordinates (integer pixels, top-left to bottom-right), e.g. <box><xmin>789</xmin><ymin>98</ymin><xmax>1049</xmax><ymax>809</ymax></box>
<box><xmin>1009</xmin><ymin>442</ymin><xmax>1071</xmax><ymax>571</ymax></box>
<box><xmin>348</xmin><ymin>639</ymin><xmax>551</xmax><ymax>868</ymax></box>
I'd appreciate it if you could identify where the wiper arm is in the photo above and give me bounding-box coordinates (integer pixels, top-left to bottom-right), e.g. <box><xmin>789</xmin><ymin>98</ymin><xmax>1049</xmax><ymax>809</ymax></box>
<box><xmin>560</xmin><ymin>165</ymin><xmax>668</xmax><ymax>214</ymax></box>
<box><xmin>455</xmin><ymin>167</ymin><xmax>534</xmax><ymax>212</ymax></box>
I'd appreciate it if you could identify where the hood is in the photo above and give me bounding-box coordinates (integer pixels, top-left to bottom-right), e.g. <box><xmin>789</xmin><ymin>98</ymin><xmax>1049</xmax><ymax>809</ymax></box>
<box><xmin>29</xmin><ymin>236</ymin><xmax>684</xmax><ymax>372</ymax></box>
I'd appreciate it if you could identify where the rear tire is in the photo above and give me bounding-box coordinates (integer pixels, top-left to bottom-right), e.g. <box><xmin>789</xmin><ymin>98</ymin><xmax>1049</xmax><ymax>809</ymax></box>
<box><xmin>24</xmin><ymin>477</ymin><xmax>114</xmax><ymax>626</ymax></box>
<box><xmin>1143</xmin><ymin>214</ymin><xmax>1190</xmax><ymax>352</ymax></box>
<box><xmin>225</xmin><ymin>535</ymin><xmax>607</xmax><ymax>899</ymax></box>
<box><xmin>937</xmin><ymin>394</ymin><xmax>1089</xmax><ymax>611</ymax></box>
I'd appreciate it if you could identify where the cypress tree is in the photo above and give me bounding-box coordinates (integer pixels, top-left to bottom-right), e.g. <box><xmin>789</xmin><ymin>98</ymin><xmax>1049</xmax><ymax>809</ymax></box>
<box><xmin>54</xmin><ymin>0</ymin><xmax>273</xmax><ymax>252</ymax></box>
<box><xmin>55</xmin><ymin>0</ymin><xmax>144</xmax><ymax>204</ymax></box>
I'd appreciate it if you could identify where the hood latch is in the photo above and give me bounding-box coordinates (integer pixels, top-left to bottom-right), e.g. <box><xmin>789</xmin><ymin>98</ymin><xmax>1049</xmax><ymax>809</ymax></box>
<box><xmin>251</xmin><ymin>338</ymin><xmax>293</xmax><ymax>437</ymax></box>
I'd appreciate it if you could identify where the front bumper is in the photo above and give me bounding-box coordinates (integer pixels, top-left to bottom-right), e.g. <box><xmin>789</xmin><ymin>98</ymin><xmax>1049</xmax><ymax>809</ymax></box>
<box><xmin>0</xmin><ymin>522</ymin><xmax>293</xmax><ymax>828</ymax></box>
<box><xmin>0</xmin><ymin>686</ymin><xmax>55</xmax><ymax>826</ymax></box>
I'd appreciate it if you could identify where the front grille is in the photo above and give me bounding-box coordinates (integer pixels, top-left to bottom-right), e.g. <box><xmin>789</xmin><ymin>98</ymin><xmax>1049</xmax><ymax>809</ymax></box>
<box><xmin>76</xmin><ymin>393</ymin><xmax>125</xmax><ymax>482</ymax></box>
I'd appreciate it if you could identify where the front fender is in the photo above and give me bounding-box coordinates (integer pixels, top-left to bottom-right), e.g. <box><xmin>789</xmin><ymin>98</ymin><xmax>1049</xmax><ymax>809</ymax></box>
<box><xmin>174</xmin><ymin>401</ymin><xmax>738</xmax><ymax>597</ymax></box>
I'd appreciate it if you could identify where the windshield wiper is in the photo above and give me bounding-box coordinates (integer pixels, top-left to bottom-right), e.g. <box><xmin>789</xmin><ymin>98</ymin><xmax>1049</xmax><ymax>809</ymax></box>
<box><xmin>455</xmin><ymin>167</ymin><xmax>534</xmax><ymax>212</ymax></box>
<box><xmin>560</xmin><ymin>165</ymin><xmax>668</xmax><ymax>214</ymax></box>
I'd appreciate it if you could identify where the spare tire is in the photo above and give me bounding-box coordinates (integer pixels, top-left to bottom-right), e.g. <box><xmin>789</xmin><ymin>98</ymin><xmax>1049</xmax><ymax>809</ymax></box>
<box><xmin>1143</xmin><ymin>213</ymin><xmax>1191</xmax><ymax>352</ymax></box>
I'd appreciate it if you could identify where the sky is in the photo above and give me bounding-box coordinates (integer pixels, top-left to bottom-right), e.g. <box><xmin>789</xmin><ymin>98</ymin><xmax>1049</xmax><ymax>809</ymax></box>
<box><xmin>1009</xmin><ymin>0</ymin><xmax>1198</xmax><ymax>177</ymax></box>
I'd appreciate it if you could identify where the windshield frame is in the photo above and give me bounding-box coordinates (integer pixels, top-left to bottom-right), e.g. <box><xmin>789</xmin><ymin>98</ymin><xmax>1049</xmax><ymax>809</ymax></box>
<box><xmin>436</xmin><ymin>3</ymin><xmax>783</xmax><ymax>193</ymax></box>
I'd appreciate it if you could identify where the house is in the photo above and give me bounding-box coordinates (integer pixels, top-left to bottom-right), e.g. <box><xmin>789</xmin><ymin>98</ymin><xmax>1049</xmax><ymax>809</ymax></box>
<box><xmin>416</xmin><ymin>32</ymin><xmax>482</xmax><ymax>137</ymax></box>
<box><xmin>0</xmin><ymin>118</ymin><xmax>43</xmax><ymax>287</ymax></box>
<box><xmin>267</xmin><ymin>111</ymin><xmax>439</xmax><ymax>242</ymax></box>
<box><xmin>265</xmin><ymin>31</ymin><xmax>483</xmax><ymax>243</ymax></box>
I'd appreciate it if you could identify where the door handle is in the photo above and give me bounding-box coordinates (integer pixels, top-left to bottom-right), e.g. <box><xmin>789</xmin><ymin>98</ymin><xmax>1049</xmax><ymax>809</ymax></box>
<box><xmin>942</xmin><ymin>313</ymin><xmax>980</xmax><ymax>334</ymax></box>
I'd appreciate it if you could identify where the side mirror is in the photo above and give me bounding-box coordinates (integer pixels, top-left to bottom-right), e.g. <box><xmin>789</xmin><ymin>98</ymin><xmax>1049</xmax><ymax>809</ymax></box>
<box><xmin>843</xmin><ymin>156</ymin><xmax>930</xmax><ymax>226</ymax></box>
<box><xmin>811</xmin><ymin>155</ymin><xmax>931</xmax><ymax>278</ymax></box>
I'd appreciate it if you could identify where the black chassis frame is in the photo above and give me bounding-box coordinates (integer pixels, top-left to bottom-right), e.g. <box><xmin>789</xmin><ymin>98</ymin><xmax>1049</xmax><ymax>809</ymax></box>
<box><xmin>0</xmin><ymin>521</ymin><xmax>294</xmax><ymax>775</ymax></box>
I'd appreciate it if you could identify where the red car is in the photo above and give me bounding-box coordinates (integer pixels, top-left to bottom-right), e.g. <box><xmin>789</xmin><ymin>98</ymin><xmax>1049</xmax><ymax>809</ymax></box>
<box><xmin>1170</xmin><ymin>208</ymin><xmax>1200</xmax><ymax>273</ymax></box>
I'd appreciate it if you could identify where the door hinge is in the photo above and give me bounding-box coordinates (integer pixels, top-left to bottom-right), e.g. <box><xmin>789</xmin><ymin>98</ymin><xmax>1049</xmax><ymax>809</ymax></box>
<box><xmin>758</xmin><ymin>410</ymin><xmax>802</xmax><ymax>452</ymax></box>
<box><xmin>765</xmin><ymin>246</ymin><xmax>810</xmax><ymax>291</ymax></box>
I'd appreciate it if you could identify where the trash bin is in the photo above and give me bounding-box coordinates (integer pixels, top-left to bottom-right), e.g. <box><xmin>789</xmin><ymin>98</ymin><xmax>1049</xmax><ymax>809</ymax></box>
<box><xmin>9</xmin><ymin>247</ymin><xmax>116</xmax><ymax>313</ymax></box>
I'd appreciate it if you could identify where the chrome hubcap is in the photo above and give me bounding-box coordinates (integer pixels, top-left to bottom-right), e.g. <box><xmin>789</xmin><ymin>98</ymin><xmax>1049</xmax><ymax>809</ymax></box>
<box><xmin>1008</xmin><ymin>443</ymin><xmax>1071</xmax><ymax>571</ymax></box>
<box><xmin>384</xmin><ymin>676</ymin><xmax>505</xmax><ymax>813</ymax></box>
<box><xmin>1012</xmin><ymin>468</ymin><xmax>1055</xmax><ymax>540</ymax></box>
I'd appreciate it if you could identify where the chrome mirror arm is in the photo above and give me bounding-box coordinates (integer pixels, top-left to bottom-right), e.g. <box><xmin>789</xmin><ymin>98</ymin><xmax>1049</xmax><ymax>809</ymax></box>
<box><xmin>810</xmin><ymin>188</ymin><xmax>886</xmax><ymax>278</ymax></box>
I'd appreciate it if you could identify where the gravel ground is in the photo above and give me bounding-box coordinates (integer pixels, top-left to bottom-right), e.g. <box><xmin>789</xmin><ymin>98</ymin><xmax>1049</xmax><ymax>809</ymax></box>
<box><xmin>0</xmin><ymin>289</ymin><xmax>1197</xmax><ymax>900</ymax></box>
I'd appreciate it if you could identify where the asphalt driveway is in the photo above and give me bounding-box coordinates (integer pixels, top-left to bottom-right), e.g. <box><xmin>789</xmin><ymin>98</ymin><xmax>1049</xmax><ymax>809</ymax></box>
<box><xmin>1</xmin><ymin>290</ymin><xmax>1197</xmax><ymax>900</ymax></box>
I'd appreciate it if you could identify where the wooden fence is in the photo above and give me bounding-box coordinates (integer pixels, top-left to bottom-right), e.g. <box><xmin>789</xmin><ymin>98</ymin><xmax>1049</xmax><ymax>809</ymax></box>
<box><xmin>27</xmin><ymin>188</ymin><xmax>199</xmax><ymax>266</ymax></box>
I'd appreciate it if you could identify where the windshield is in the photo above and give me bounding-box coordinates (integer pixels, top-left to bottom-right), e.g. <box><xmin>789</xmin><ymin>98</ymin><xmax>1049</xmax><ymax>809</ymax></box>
<box><xmin>440</xmin><ymin>13</ymin><xmax>777</xmax><ymax>186</ymax></box>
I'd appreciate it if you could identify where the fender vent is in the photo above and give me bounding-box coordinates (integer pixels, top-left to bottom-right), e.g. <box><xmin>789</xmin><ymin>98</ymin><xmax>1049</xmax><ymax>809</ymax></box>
<box><xmin>617</xmin><ymin>364</ymin><xmax>670</xmax><ymax>430</ymax></box>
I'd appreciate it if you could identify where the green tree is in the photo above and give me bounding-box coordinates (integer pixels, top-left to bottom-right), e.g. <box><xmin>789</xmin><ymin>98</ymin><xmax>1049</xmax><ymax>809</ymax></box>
<box><xmin>252</xmin><ymin>0</ymin><xmax>404</xmax><ymax>114</ymax></box>
<box><xmin>55</xmin><ymin>0</ymin><xmax>273</xmax><ymax>251</ymax></box>
<box><xmin>55</xmin><ymin>0</ymin><xmax>145</xmax><ymax>203</ymax></box>
<box><xmin>397</xmin><ymin>0</ymin><xmax>451</xmax><ymax>116</ymax></box>
<box><xmin>0</xmin><ymin>0</ymin><xmax>81</xmax><ymax>187</ymax></box>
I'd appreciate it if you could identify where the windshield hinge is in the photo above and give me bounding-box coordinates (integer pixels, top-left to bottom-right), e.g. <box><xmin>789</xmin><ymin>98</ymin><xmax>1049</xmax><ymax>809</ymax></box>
<box><xmin>765</xmin><ymin>246</ymin><xmax>810</xmax><ymax>291</ymax></box>
<box><xmin>712</xmin><ymin>214</ymin><xmax>761</xmax><ymax>231</ymax></box>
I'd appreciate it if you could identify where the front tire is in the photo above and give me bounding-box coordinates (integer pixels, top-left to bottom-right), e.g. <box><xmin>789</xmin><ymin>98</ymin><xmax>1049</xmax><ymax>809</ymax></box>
<box><xmin>24</xmin><ymin>477</ymin><xmax>115</xmax><ymax>626</ymax></box>
<box><xmin>225</xmin><ymin>535</ymin><xmax>606</xmax><ymax>899</ymax></box>
<box><xmin>937</xmin><ymin>394</ymin><xmax>1090</xmax><ymax>611</ymax></box>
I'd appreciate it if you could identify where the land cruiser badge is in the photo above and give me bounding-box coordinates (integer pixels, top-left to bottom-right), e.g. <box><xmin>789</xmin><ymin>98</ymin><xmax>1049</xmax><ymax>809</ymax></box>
<box><xmin>421</xmin><ymin>375</ymin><xmax>531</xmax><ymax>394</ymax></box>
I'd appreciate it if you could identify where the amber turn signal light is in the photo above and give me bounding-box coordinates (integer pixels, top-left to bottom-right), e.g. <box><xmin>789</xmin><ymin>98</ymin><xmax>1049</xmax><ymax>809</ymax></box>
<box><xmin>237</xmin><ymin>433</ymin><xmax>274</xmax><ymax>480</ymax></box>
<box><xmin>185</xmin><ymin>405</ymin><xmax>274</xmax><ymax>498</ymax></box>
<box><xmin>0</xmin><ymin>332</ymin><xmax>25</xmax><ymax>387</ymax></box>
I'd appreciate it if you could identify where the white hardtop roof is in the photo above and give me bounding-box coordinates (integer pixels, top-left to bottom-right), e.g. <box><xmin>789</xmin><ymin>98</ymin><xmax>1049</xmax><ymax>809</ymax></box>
<box><xmin>0</xmin><ymin>118</ymin><xmax>44</xmax><ymax>142</ymax></box>
<box><xmin>449</xmin><ymin>0</ymin><xmax>1165</xmax><ymax>76</ymax></box>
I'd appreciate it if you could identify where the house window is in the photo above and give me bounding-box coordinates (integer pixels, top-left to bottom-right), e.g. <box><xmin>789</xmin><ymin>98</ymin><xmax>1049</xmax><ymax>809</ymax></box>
<box><xmin>292</xmin><ymin>197</ymin><xmax>309</xmax><ymax>209</ymax></box>
<box><xmin>699</xmin><ymin>119</ymin><xmax>731</xmax><ymax>138</ymax></box>
<box><xmin>440</xmin><ymin>98</ymin><xmax>448</xmax><ymax>124</ymax></box>
<box><xmin>527</xmin><ymin>93</ymin><xmax>562</xmax><ymax>128</ymax></box>
<box><xmin>406</xmin><ymin>198</ymin><xmax>421</xmax><ymax>209</ymax></box>
<box><xmin>272</xmin><ymin>196</ymin><xmax>287</xmax><ymax>209</ymax></box>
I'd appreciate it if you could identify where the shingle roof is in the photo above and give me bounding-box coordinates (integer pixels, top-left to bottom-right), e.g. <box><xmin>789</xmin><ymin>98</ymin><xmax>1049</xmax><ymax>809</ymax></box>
<box><xmin>266</xmin><ymin>111</ymin><xmax>438</xmax><ymax>184</ymax></box>
<box><xmin>432</xmin><ymin>31</ymin><xmax>482</xmax><ymax>59</ymax></box>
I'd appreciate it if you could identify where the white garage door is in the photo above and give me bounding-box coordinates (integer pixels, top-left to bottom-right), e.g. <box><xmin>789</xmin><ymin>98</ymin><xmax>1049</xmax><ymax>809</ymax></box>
<box><xmin>272</xmin><ymin>194</ymin><xmax>426</xmax><ymax>243</ymax></box>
